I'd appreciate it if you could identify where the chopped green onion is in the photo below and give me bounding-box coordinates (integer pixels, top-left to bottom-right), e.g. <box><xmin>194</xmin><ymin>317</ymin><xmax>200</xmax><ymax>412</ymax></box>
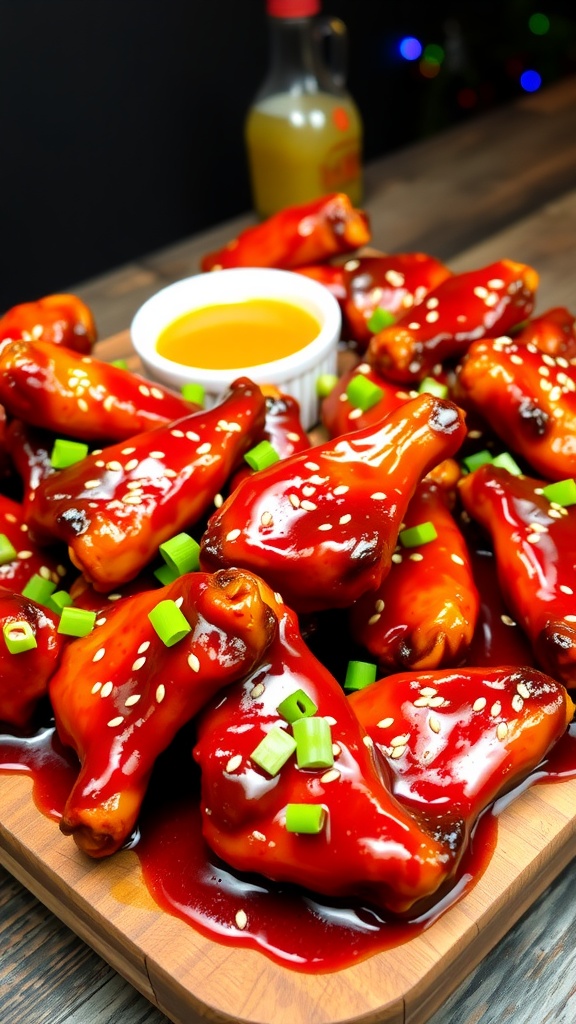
<box><xmin>285</xmin><ymin>803</ymin><xmax>327</xmax><ymax>834</ymax></box>
<box><xmin>154</xmin><ymin>563</ymin><xmax>179</xmax><ymax>586</ymax></box>
<box><xmin>367</xmin><ymin>307</ymin><xmax>396</xmax><ymax>333</ymax></box>
<box><xmin>22</xmin><ymin>573</ymin><xmax>57</xmax><ymax>607</ymax></box>
<box><xmin>148</xmin><ymin>599</ymin><xmax>192</xmax><ymax>646</ymax></box>
<box><xmin>158</xmin><ymin>532</ymin><xmax>200</xmax><ymax>575</ymax></box>
<box><xmin>293</xmin><ymin>716</ymin><xmax>334</xmax><ymax>769</ymax></box>
<box><xmin>49</xmin><ymin>590</ymin><xmax>73</xmax><ymax>614</ymax></box>
<box><xmin>492</xmin><ymin>452</ymin><xmax>523</xmax><ymax>476</ymax></box>
<box><xmin>110</xmin><ymin>358</ymin><xmax>129</xmax><ymax>369</ymax></box>
<box><xmin>399</xmin><ymin>521</ymin><xmax>438</xmax><ymax>548</ymax></box>
<box><xmin>277</xmin><ymin>688</ymin><xmax>318</xmax><ymax>723</ymax></box>
<box><xmin>181</xmin><ymin>382</ymin><xmax>205</xmax><ymax>406</ymax></box>
<box><xmin>344</xmin><ymin>660</ymin><xmax>378</xmax><ymax>692</ymax></box>
<box><xmin>0</xmin><ymin>534</ymin><xmax>17</xmax><ymax>565</ymax></box>
<box><xmin>346</xmin><ymin>374</ymin><xmax>384</xmax><ymax>412</ymax></box>
<box><xmin>418</xmin><ymin>376</ymin><xmax>448</xmax><ymax>399</ymax></box>
<box><xmin>250</xmin><ymin>726</ymin><xmax>297</xmax><ymax>776</ymax></box>
<box><xmin>541</xmin><ymin>478</ymin><xmax>576</xmax><ymax>507</ymax></box>
<box><xmin>244</xmin><ymin>440</ymin><xmax>280</xmax><ymax>472</ymax></box>
<box><xmin>50</xmin><ymin>438</ymin><xmax>89</xmax><ymax>469</ymax></box>
<box><xmin>3</xmin><ymin>619</ymin><xmax>37</xmax><ymax>653</ymax></box>
<box><xmin>58</xmin><ymin>606</ymin><xmax>97</xmax><ymax>637</ymax></box>
<box><xmin>316</xmin><ymin>373</ymin><xmax>339</xmax><ymax>399</ymax></box>
<box><xmin>462</xmin><ymin>449</ymin><xmax>493</xmax><ymax>473</ymax></box>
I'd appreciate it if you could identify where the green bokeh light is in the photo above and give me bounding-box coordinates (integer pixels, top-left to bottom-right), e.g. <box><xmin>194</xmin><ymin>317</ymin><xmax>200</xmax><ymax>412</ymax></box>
<box><xmin>529</xmin><ymin>13</ymin><xmax>550</xmax><ymax>35</ymax></box>
<box><xmin>423</xmin><ymin>43</ymin><xmax>445</xmax><ymax>65</ymax></box>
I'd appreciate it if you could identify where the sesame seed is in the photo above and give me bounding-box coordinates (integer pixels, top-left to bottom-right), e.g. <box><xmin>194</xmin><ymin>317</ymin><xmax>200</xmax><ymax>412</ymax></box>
<box><xmin>138</xmin><ymin>384</ymin><xmax>151</xmax><ymax>397</ymax></box>
<box><xmin>414</xmin><ymin>696</ymin><xmax>430</xmax><ymax>707</ymax></box>
<box><xmin>107</xmin><ymin>716</ymin><xmax>124</xmax><ymax>728</ymax></box>
<box><xmin>349</xmin><ymin>408</ymin><xmax>362</xmax><ymax>420</ymax></box>
<box><xmin>375</xmin><ymin>599</ymin><xmax>385</xmax><ymax>612</ymax></box>
<box><xmin>511</xmin><ymin>693</ymin><xmax>524</xmax><ymax>712</ymax></box>
<box><xmin>226</xmin><ymin>754</ymin><xmax>242</xmax><ymax>773</ymax></box>
<box><xmin>124</xmin><ymin>458</ymin><xmax>139</xmax><ymax>471</ymax></box>
<box><xmin>473</xmin><ymin>697</ymin><xmax>487</xmax><ymax>711</ymax></box>
<box><xmin>407</xmin><ymin>322</ymin><xmax>420</xmax><ymax>331</ymax></box>
<box><xmin>171</xmin><ymin>429</ymin><xmax>185</xmax><ymax>438</ymax></box>
<box><xmin>286</xmin><ymin>432</ymin><xmax>300</xmax><ymax>442</ymax></box>
<box><xmin>333</xmin><ymin>485</ymin><xmax>349</xmax><ymax>495</ymax></box>
<box><xmin>260</xmin><ymin>511</ymin><xmax>274</xmax><ymax>527</ymax></box>
<box><xmin>451</xmin><ymin>553</ymin><xmax>465</xmax><ymax>565</ymax></box>
<box><xmin>106</xmin><ymin>460</ymin><xmax>123</xmax><ymax>472</ymax></box>
<box><xmin>83</xmin><ymin>479</ymin><xmax>101</xmax><ymax>490</ymax></box>
<box><xmin>214</xmin><ymin>493</ymin><xmax>223</xmax><ymax>508</ymax></box>
<box><xmin>497</xmin><ymin>722</ymin><xmax>508</xmax><ymax>741</ymax></box>
<box><xmin>429</xmin><ymin>715</ymin><xmax>441</xmax><ymax>734</ymax></box>
<box><xmin>339</xmin><ymin>513</ymin><xmax>352</xmax><ymax>525</ymax></box>
<box><xmin>197</xmin><ymin>442</ymin><xmax>212</xmax><ymax>455</ymax></box>
<box><xmin>473</xmin><ymin>286</ymin><xmax>488</xmax><ymax>299</ymax></box>
<box><xmin>235</xmin><ymin>910</ymin><xmax>248</xmax><ymax>930</ymax></box>
<box><xmin>385</xmin><ymin>269</ymin><xmax>405</xmax><ymax>287</ymax></box>
<box><xmin>252</xmin><ymin>830</ymin><xmax>266</xmax><ymax>841</ymax></box>
<box><xmin>107</xmin><ymin>593</ymin><xmax>122</xmax><ymax>602</ymax></box>
<box><xmin>301</xmin><ymin>499</ymin><xmax>317</xmax><ymax>511</ymax></box>
<box><xmin>305</xmin><ymin>462</ymin><xmax>320</xmax><ymax>471</ymax></box>
<box><xmin>332</xmin><ymin>742</ymin><xmax>341</xmax><ymax>757</ymax></box>
<box><xmin>428</xmin><ymin>695</ymin><xmax>446</xmax><ymax>707</ymax></box>
<box><xmin>78</xmin><ymin>399</ymin><xmax>89</xmax><ymax>412</ymax></box>
<box><xmin>150</xmin><ymin>387</ymin><xmax>164</xmax><ymax>400</ymax></box>
<box><xmin>302</xmin><ymin>485</ymin><xmax>316</xmax><ymax>497</ymax></box>
<box><xmin>409</xmin><ymin>552</ymin><xmax>424</xmax><ymax>561</ymax></box>
<box><xmin>368</xmin><ymin>613</ymin><xmax>381</xmax><ymax>625</ymax></box>
<box><xmin>390</xmin><ymin>733</ymin><xmax>410</xmax><ymax>747</ymax></box>
<box><xmin>174</xmin><ymin>596</ymin><xmax>184</xmax><ymax>608</ymax></box>
<box><xmin>122</xmin><ymin>495</ymin><xmax>143</xmax><ymax>505</ymax></box>
<box><xmin>318</xmin><ymin>523</ymin><xmax>332</xmax><ymax>531</ymax></box>
<box><xmin>391</xmin><ymin>552</ymin><xmax>403</xmax><ymax>563</ymax></box>
<box><xmin>96</xmin><ymin>617</ymin><xmax>106</xmax><ymax>626</ymax></box>
<box><xmin>420</xmin><ymin>686</ymin><xmax>437</xmax><ymax>697</ymax></box>
<box><xmin>156</xmin><ymin>684</ymin><xmax>166</xmax><ymax>703</ymax></box>
<box><xmin>188</xmin><ymin>652</ymin><xmax>200</xmax><ymax>673</ymax></box>
<box><xmin>250</xmin><ymin>682</ymin><xmax>265</xmax><ymax>699</ymax></box>
<box><xmin>490</xmin><ymin>701</ymin><xmax>502</xmax><ymax>717</ymax></box>
<box><xmin>121</xmin><ymin>447</ymin><xmax>136</xmax><ymax>455</ymax></box>
<box><xmin>425</xmin><ymin>310</ymin><xmax>440</xmax><ymax>323</ymax></box>
<box><xmin>377</xmin><ymin>717</ymin><xmax>394</xmax><ymax>729</ymax></box>
<box><xmin>91</xmin><ymin>681</ymin><xmax>102</xmax><ymax>694</ymax></box>
<box><xmin>370</xmin><ymin>492</ymin><xmax>386</xmax><ymax>500</ymax></box>
<box><xmin>125</xmin><ymin>694</ymin><xmax>141</xmax><ymax>707</ymax></box>
<box><xmin>320</xmin><ymin>768</ymin><xmax>341</xmax><ymax>783</ymax></box>
<box><xmin>226</xmin><ymin>529</ymin><xmax>241</xmax><ymax>541</ymax></box>
<box><xmin>132</xmin><ymin>657</ymin><xmax>146</xmax><ymax>671</ymax></box>
<box><xmin>501</xmin><ymin>614</ymin><xmax>516</xmax><ymax>627</ymax></box>
<box><xmin>390</xmin><ymin>745</ymin><xmax>406</xmax><ymax>759</ymax></box>
<box><xmin>100</xmin><ymin>681</ymin><xmax>114</xmax><ymax>698</ymax></box>
<box><xmin>93</xmin><ymin>648</ymin><xmax>106</xmax><ymax>662</ymax></box>
<box><xmin>186</xmin><ymin>431</ymin><xmax>200</xmax><ymax>441</ymax></box>
<box><xmin>565</xmin><ymin>614</ymin><xmax>576</xmax><ymax>622</ymax></box>
<box><xmin>288</xmin><ymin>494</ymin><xmax>300</xmax><ymax>508</ymax></box>
<box><xmin>149</xmin><ymin>451</ymin><xmax>165</xmax><ymax>460</ymax></box>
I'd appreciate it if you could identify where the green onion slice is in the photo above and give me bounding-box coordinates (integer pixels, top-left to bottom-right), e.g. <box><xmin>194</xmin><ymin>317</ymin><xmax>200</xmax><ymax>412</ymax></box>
<box><xmin>492</xmin><ymin>452</ymin><xmax>523</xmax><ymax>476</ymax></box>
<box><xmin>58</xmin><ymin>606</ymin><xmax>97</xmax><ymax>637</ymax></box>
<box><xmin>399</xmin><ymin>521</ymin><xmax>438</xmax><ymax>548</ymax></box>
<box><xmin>154</xmin><ymin>563</ymin><xmax>180</xmax><ymax>586</ymax></box>
<box><xmin>0</xmin><ymin>534</ymin><xmax>17</xmax><ymax>566</ymax></box>
<box><xmin>110</xmin><ymin>358</ymin><xmax>129</xmax><ymax>369</ymax></box>
<box><xmin>158</xmin><ymin>532</ymin><xmax>200</xmax><ymax>575</ymax></box>
<box><xmin>367</xmin><ymin>307</ymin><xmax>396</xmax><ymax>333</ymax></box>
<box><xmin>22</xmin><ymin>574</ymin><xmax>57</xmax><ymax>607</ymax></box>
<box><xmin>285</xmin><ymin>803</ymin><xmax>327</xmax><ymax>834</ymax></box>
<box><xmin>541</xmin><ymin>478</ymin><xmax>576</xmax><ymax>507</ymax></box>
<box><xmin>49</xmin><ymin>590</ymin><xmax>73</xmax><ymax>614</ymax></box>
<box><xmin>316</xmin><ymin>373</ymin><xmax>339</xmax><ymax>399</ymax></box>
<box><xmin>148</xmin><ymin>599</ymin><xmax>192</xmax><ymax>646</ymax></box>
<box><xmin>277</xmin><ymin>688</ymin><xmax>318</xmax><ymax>723</ymax></box>
<box><xmin>250</xmin><ymin>726</ymin><xmax>297</xmax><ymax>776</ymax></box>
<box><xmin>418</xmin><ymin>376</ymin><xmax>448</xmax><ymax>399</ymax></box>
<box><xmin>462</xmin><ymin>449</ymin><xmax>493</xmax><ymax>473</ymax></box>
<box><xmin>181</xmin><ymin>382</ymin><xmax>205</xmax><ymax>406</ymax></box>
<box><xmin>346</xmin><ymin>374</ymin><xmax>384</xmax><ymax>412</ymax></box>
<box><xmin>244</xmin><ymin>440</ymin><xmax>280</xmax><ymax>472</ymax></box>
<box><xmin>293</xmin><ymin>716</ymin><xmax>334</xmax><ymax>769</ymax></box>
<box><xmin>3</xmin><ymin>619</ymin><xmax>37</xmax><ymax>653</ymax></box>
<box><xmin>344</xmin><ymin>660</ymin><xmax>378</xmax><ymax>692</ymax></box>
<box><xmin>50</xmin><ymin>438</ymin><xmax>89</xmax><ymax>469</ymax></box>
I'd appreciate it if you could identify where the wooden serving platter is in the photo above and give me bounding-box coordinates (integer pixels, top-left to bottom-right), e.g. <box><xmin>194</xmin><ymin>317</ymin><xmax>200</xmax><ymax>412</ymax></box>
<box><xmin>1</xmin><ymin>330</ymin><xmax>576</xmax><ymax>1024</ymax></box>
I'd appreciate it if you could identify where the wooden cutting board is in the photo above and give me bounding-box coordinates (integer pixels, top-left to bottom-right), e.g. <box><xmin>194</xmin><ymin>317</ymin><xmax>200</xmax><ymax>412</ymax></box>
<box><xmin>1</xmin><ymin>330</ymin><xmax>576</xmax><ymax>1024</ymax></box>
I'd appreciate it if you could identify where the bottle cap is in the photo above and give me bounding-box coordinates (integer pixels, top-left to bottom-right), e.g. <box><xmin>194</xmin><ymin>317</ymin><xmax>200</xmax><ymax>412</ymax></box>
<box><xmin>266</xmin><ymin>0</ymin><xmax>320</xmax><ymax>17</ymax></box>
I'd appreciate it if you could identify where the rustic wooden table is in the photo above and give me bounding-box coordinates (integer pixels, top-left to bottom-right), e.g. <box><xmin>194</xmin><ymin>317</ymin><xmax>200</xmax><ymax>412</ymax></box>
<box><xmin>2</xmin><ymin>74</ymin><xmax>576</xmax><ymax>1024</ymax></box>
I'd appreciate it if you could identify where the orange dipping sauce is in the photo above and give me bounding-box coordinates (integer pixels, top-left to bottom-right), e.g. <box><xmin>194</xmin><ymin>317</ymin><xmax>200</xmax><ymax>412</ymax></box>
<box><xmin>155</xmin><ymin>298</ymin><xmax>321</xmax><ymax>370</ymax></box>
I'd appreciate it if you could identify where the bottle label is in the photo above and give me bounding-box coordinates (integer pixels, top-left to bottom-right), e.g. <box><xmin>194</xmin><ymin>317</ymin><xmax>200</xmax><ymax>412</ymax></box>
<box><xmin>320</xmin><ymin>138</ymin><xmax>361</xmax><ymax>192</ymax></box>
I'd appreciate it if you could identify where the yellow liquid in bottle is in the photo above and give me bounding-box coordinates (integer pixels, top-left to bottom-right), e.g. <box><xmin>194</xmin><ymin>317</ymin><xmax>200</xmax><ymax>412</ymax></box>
<box><xmin>245</xmin><ymin>92</ymin><xmax>363</xmax><ymax>219</ymax></box>
<box><xmin>156</xmin><ymin>298</ymin><xmax>321</xmax><ymax>370</ymax></box>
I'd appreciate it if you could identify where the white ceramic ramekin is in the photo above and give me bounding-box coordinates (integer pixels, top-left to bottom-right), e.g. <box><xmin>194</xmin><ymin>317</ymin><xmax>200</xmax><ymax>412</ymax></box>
<box><xmin>129</xmin><ymin>267</ymin><xmax>341</xmax><ymax>430</ymax></box>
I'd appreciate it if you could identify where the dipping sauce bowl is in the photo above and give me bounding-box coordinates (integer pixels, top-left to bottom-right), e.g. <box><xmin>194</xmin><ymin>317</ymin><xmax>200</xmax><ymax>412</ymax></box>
<box><xmin>130</xmin><ymin>267</ymin><xmax>342</xmax><ymax>429</ymax></box>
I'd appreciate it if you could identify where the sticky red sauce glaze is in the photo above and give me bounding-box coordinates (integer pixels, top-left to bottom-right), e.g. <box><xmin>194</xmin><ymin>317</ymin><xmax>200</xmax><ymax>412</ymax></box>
<box><xmin>1</xmin><ymin>545</ymin><xmax>575</xmax><ymax>973</ymax></box>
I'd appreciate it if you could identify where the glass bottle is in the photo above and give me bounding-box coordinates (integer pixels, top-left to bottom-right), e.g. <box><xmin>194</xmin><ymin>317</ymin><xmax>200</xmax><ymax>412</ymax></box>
<box><xmin>245</xmin><ymin>0</ymin><xmax>363</xmax><ymax>219</ymax></box>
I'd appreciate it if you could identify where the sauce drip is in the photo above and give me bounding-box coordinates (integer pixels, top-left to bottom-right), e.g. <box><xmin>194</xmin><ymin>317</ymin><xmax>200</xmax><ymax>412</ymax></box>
<box><xmin>155</xmin><ymin>299</ymin><xmax>321</xmax><ymax>370</ymax></box>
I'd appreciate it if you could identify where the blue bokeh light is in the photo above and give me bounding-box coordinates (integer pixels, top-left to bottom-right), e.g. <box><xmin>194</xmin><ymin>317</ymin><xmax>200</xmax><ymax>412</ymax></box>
<box><xmin>520</xmin><ymin>69</ymin><xmax>542</xmax><ymax>92</ymax></box>
<box><xmin>399</xmin><ymin>36</ymin><xmax>423</xmax><ymax>61</ymax></box>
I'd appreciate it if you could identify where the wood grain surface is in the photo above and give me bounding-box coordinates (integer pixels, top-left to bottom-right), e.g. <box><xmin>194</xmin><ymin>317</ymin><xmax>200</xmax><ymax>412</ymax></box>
<box><xmin>2</xmin><ymin>73</ymin><xmax>576</xmax><ymax>1024</ymax></box>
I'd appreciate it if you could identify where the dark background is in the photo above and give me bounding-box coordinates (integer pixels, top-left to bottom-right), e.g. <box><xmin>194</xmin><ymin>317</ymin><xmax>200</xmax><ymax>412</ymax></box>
<box><xmin>2</xmin><ymin>0</ymin><xmax>576</xmax><ymax>312</ymax></box>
